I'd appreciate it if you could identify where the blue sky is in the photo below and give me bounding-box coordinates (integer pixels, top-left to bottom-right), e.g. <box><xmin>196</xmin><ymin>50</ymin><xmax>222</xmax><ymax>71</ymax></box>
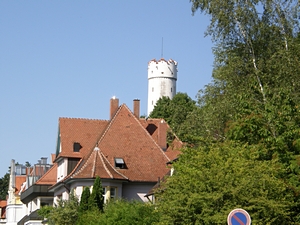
<box><xmin>0</xmin><ymin>1</ymin><xmax>214</xmax><ymax>176</ymax></box>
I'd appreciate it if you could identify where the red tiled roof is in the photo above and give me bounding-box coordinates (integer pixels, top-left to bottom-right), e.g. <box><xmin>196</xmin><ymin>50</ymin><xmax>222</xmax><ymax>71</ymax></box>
<box><xmin>35</xmin><ymin>163</ymin><xmax>58</xmax><ymax>185</ymax></box>
<box><xmin>140</xmin><ymin>118</ymin><xmax>182</xmax><ymax>161</ymax></box>
<box><xmin>56</xmin><ymin>118</ymin><xmax>109</xmax><ymax>160</ymax></box>
<box><xmin>165</xmin><ymin>138</ymin><xmax>182</xmax><ymax>160</ymax></box>
<box><xmin>65</xmin><ymin>104</ymin><xmax>179</xmax><ymax>183</ymax></box>
<box><xmin>72</xmin><ymin>148</ymin><xmax>128</xmax><ymax>180</ymax></box>
<box><xmin>0</xmin><ymin>200</ymin><xmax>6</xmax><ymax>219</ymax></box>
<box><xmin>15</xmin><ymin>176</ymin><xmax>26</xmax><ymax>194</ymax></box>
<box><xmin>53</xmin><ymin>102</ymin><xmax>182</xmax><ymax>184</ymax></box>
<box><xmin>0</xmin><ymin>200</ymin><xmax>6</xmax><ymax>207</ymax></box>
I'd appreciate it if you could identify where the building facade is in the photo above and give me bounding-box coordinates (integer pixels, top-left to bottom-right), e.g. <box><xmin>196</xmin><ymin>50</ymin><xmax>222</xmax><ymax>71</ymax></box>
<box><xmin>15</xmin><ymin>98</ymin><xmax>182</xmax><ymax>225</ymax></box>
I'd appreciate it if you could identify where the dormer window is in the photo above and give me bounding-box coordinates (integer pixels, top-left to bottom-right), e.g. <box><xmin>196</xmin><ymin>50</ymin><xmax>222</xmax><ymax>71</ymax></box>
<box><xmin>73</xmin><ymin>142</ymin><xmax>82</xmax><ymax>152</ymax></box>
<box><xmin>115</xmin><ymin>158</ymin><xmax>125</xmax><ymax>169</ymax></box>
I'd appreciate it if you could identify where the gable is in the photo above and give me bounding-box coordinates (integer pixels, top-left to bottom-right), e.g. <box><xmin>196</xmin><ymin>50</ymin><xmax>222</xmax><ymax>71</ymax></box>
<box><xmin>140</xmin><ymin>118</ymin><xmax>182</xmax><ymax>161</ymax></box>
<box><xmin>55</xmin><ymin>118</ymin><xmax>109</xmax><ymax>161</ymax></box>
<box><xmin>97</xmin><ymin>105</ymin><xmax>171</xmax><ymax>182</ymax></box>
<box><xmin>71</xmin><ymin>148</ymin><xmax>128</xmax><ymax>180</ymax></box>
<box><xmin>35</xmin><ymin>163</ymin><xmax>58</xmax><ymax>185</ymax></box>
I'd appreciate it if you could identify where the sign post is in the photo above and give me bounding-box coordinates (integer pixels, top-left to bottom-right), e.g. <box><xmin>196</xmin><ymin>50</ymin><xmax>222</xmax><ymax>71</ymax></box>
<box><xmin>227</xmin><ymin>208</ymin><xmax>251</xmax><ymax>225</ymax></box>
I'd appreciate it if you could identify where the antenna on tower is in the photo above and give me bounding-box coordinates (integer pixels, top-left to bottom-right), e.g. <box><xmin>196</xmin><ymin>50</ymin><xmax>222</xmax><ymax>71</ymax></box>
<box><xmin>161</xmin><ymin>37</ymin><xmax>163</xmax><ymax>59</ymax></box>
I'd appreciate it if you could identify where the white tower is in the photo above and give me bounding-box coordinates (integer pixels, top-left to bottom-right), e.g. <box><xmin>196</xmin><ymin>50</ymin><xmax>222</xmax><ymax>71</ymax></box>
<box><xmin>147</xmin><ymin>58</ymin><xmax>178</xmax><ymax>115</ymax></box>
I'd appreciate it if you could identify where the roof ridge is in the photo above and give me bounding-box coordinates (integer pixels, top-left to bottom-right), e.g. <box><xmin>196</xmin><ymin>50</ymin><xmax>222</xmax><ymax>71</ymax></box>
<box><xmin>140</xmin><ymin>118</ymin><xmax>184</xmax><ymax>146</ymax></box>
<box><xmin>35</xmin><ymin>163</ymin><xmax>57</xmax><ymax>185</ymax></box>
<box><xmin>99</xmin><ymin>151</ymin><xmax>128</xmax><ymax>180</ymax></box>
<box><xmin>59</xmin><ymin>117</ymin><xmax>109</xmax><ymax>122</ymax></box>
<box><xmin>71</xmin><ymin>155</ymin><xmax>92</xmax><ymax>178</ymax></box>
<box><xmin>97</xmin><ymin>150</ymin><xmax>113</xmax><ymax>178</ymax></box>
<box><xmin>163</xmin><ymin>122</ymin><xmax>183</xmax><ymax>145</ymax></box>
<box><xmin>124</xmin><ymin>105</ymin><xmax>171</xmax><ymax>162</ymax></box>
<box><xmin>63</xmin><ymin>158</ymin><xmax>83</xmax><ymax>180</ymax></box>
<box><xmin>95</xmin><ymin>104</ymin><xmax>125</xmax><ymax>145</ymax></box>
<box><xmin>91</xmin><ymin>151</ymin><xmax>98</xmax><ymax>178</ymax></box>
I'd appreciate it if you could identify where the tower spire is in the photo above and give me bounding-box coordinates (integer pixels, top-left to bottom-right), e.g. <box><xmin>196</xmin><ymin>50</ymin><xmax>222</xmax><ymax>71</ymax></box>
<box><xmin>161</xmin><ymin>37</ymin><xmax>163</xmax><ymax>59</ymax></box>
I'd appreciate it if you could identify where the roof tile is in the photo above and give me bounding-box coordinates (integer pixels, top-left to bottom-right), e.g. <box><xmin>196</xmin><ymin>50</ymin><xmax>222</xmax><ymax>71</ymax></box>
<box><xmin>56</xmin><ymin>118</ymin><xmax>109</xmax><ymax>160</ymax></box>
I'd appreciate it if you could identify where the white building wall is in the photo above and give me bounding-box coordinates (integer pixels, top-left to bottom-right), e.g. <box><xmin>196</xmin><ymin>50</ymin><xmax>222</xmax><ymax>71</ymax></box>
<box><xmin>53</xmin><ymin>180</ymin><xmax>154</xmax><ymax>204</ymax></box>
<box><xmin>69</xmin><ymin>180</ymin><xmax>123</xmax><ymax>203</ymax></box>
<box><xmin>122</xmin><ymin>183</ymin><xmax>155</xmax><ymax>202</ymax></box>
<box><xmin>147</xmin><ymin>58</ymin><xmax>178</xmax><ymax>115</ymax></box>
<box><xmin>57</xmin><ymin>158</ymin><xmax>68</xmax><ymax>182</ymax></box>
<box><xmin>6</xmin><ymin>204</ymin><xmax>25</xmax><ymax>225</ymax></box>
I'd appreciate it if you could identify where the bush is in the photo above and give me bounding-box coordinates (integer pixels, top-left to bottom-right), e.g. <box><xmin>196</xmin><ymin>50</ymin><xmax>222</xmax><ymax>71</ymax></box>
<box><xmin>77</xmin><ymin>199</ymin><xmax>160</xmax><ymax>225</ymax></box>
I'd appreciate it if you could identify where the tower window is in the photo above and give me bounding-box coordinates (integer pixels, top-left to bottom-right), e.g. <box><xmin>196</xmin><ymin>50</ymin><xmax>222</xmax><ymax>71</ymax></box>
<box><xmin>171</xmin><ymin>87</ymin><xmax>172</xmax><ymax>92</ymax></box>
<box><xmin>161</xmin><ymin>72</ymin><xmax>164</xmax><ymax>74</ymax></box>
<box><xmin>152</xmin><ymin>87</ymin><xmax>154</xmax><ymax>92</ymax></box>
<box><xmin>152</xmin><ymin>100</ymin><xmax>154</xmax><ymax>105</ymax></box>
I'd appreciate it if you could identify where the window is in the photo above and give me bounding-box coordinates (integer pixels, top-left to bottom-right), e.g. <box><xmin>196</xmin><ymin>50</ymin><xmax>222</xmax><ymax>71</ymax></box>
<box><xmin>103</xmin><ymin>187</ymin><xmax>106</xmax><ymax>200</ymax></box>
<box><xmin>171</xmin><ymin>87</ymin><xmax>172</xmax><ymax>92</ymax></box>
<box><xmin>161</xmin><ymin>72</ymin><xmax>164</xmax><ymax>74</ymax></box>
<box><xmin>21</xmin><ymin>166</ymin><xmax>26</xmax><ymax>175</ymax></box>
<box><xmin>110</xmin><ymin>187</ymin><xmax>116</xmax><ymax>199</ymax></box>
<box><xmin>73</xmin><ymin>142</ymin><xmax>82</xmax><ymax>152</ymax></box>
<box><xmin>115</xmin><ymin>158</ymin><xmax>125</xmax><ymax>169</ymax></box>
<box><xmin>103</xmin><ymin>187</ymin><xmax>117</xmax><ymax>203</ymax></box>
<box><xmin>152</xmin><ymin>87</ymin><xmax>154</xmax><ymax>92</ymax></box>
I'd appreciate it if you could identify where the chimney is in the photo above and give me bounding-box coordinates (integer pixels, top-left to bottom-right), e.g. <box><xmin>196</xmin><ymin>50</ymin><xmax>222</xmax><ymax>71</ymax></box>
<box><xmin>110</xmin><ymin>97</ymin><xmax>119</xmax><ymax>119</ymax></box>
<box><xmin>133</xmin><ymin>99</ymin><xmax>140</xmax><ymax>118</ymax></box>
<box><xmin>158</xmin><ymin>120</ymin><xmax>167</xmax><ymax>150</ymax></box>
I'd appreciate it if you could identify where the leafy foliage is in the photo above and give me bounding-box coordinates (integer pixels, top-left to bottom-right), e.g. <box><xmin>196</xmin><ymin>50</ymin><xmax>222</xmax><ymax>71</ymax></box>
<box><xmin>88</xmin><ymin>176</ymin><xmax>104</xmax><ymax>211</ymax></box>
<box><xmin>157</xmin><ymin>142</ymin><xmax>294</xmax><ymax>224</ymax></box>
<box><xmin>77</xmin><ymin>200</ymin><xmax>160</xmax><ymax>225</ymax></box>
<box><xmin>39</xmin><ymin>191</ymin><xmax>79</xmax><ymax>225</ymax></box>
<box><xmin>79</xmin><ymin>186</ymin><xmax>90</xmax><ymax>212</ymax></box>
<box><xmin>155</xmin><ymin>0</ymin><xmax>300</xmax><ymax>224</ymax></box>
<box><xmin>150</xmin><ymin>92</ymin><xmax>198</xmax><ymax>143</ymax></box>
<box><xmin>0</xmin><ymin>172</ymin><xmax>9</xmax><ymax>200</ymax></box>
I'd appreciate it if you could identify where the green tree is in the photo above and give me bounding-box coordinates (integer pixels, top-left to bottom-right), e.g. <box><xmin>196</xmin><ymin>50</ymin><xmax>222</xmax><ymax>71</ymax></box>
<box><xmin>39</xmin><ymin>191</ymin><xmax>79</xmax><ymax>225</ymax></box>
<box><xmin>88</xmin><ymin>176</ymin><xmax>104</xmax><ymax>211</ymax></box>
<box><xmin>0</xmin><ymin>172</ymin><xmax>9</xmax><ymax>200</ymax></box>
<box><xmin>79</xmin><ymin>186</ymin><xmax>90</xmax><ymax>212</ymax></box>
<box><xmin>149</xmin><ymin>96</ymin><xmax>172</xmax><ymax>121</ymax></box>
<box><xmin>150</xmin><ymin>92</ymin><xmax>198</xmax><ymax>143</ymax></box>
<box><xmin>190</xmin><ymin>0</ymin><xmax>300</xmax><ymax>171</ymax></box>
<box><xmin>152</xmin><ymin>3</ymin><xmax>300</xmax><ymax>221</ymax></box>
<box><xmin>77</xmin><ymin>200</ymin><xmax>160</xmax><ymax>225</ymax></box>
<box><xmin>157</xmin><ymin>142</ymin><xmax>295</xmax><ymax>224</ymax></box>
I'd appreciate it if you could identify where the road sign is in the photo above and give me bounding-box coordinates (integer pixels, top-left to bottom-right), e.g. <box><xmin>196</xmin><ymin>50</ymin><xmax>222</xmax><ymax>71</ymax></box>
<box><xmin>227</xmin><ymin>208</ymin><xmax>251</xmax><ymax>225</ymax></box>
